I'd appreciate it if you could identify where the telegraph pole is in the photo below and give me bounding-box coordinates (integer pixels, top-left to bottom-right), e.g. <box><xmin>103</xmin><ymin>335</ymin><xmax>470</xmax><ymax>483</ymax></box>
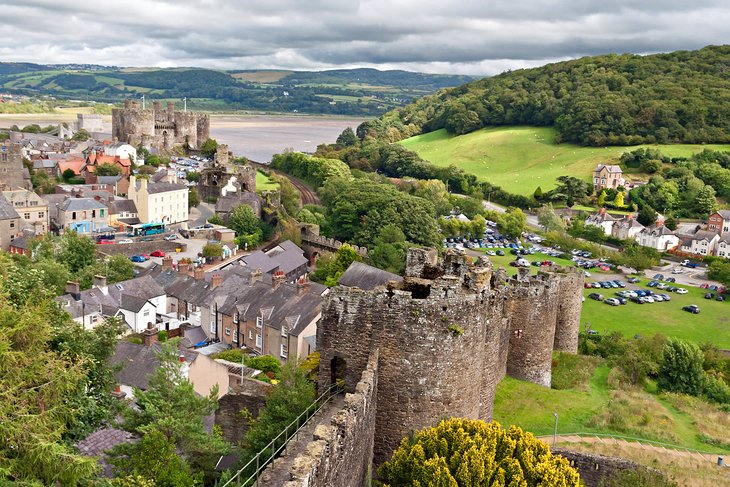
<box><xmin>141</xmin><ymin>94</ymin><xmax>145</xmax><ymax>110</ymax></box>
<box><xmin>183</xmin><ymin>97</ymin><xmax>187</xmax><ymax>112</ymax></box>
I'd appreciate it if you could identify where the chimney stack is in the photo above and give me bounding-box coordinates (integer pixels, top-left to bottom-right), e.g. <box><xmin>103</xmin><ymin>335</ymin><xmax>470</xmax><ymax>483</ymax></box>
<box><xmin>93</xmin><ymin>275</ymin><xmax>108</xmax><ymax>295</ymax></box>
<box><xmin>162</xmin><ymin>256</ymin><xmax>173</xmax><ymax>270</ymax></box>
<box><xmin>211</xmin><ymin>273</ymin><xmax>223</xmax><ymax>289</ymax></box>
<box><xmin>65</xmin><ymin>280</ymin><xmax>80</xmax><ymax>300</ymax></box>
<box><xmin>179</xmin><ymin>353</ymin><xmax>186</xmax><ymax>363</ymax></box>
<box><xmin>142</xmin><ymin>323</ymin><xmax>158</xmax><ymax>347</ymax></box>
<box><xmin>250</xmin><ymin>268</ymin><xmax>263</xmax><ymax>285</ymax></box>
<box><xmin>194</xmin><ymin>267</ymin><xmax>204</xmax><ymax>280</ymax></box>
<box><xmin>272</xmin><ymin>270</ymin><xmax>286</xmax><ymax>290</ymax></box>
<box><xmin>296</xmin><ymin>275</ymin><xmax>311</xmax><ymax>295</ymax></box>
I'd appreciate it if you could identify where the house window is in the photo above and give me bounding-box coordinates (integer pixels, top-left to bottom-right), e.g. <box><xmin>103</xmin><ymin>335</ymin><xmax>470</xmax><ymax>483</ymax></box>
<box><xmin>255</xmin><ymin>334</ymin><xmax>262</xmax><ymax>348</ymax></box>
<box><xmin>225</xmin><ymin>327</ymin><xmax>231</xmax><ymax>336</ymax></box>
<box><xmin>281</xmin><ymin>325</ymin><xmax>288</xmax><ymax>338</ymax></box>
<box><xmin>72</xmin><ymin>211</ymin><xmax>76</xmax><ymax>220</ymax></box>
<box><xmin>38</xmin><ymin>212</ymin><xmax>44</xmax><ymax>218</ymax></box>
<box><xmin>143</xmin><ymin>309</ymin><xmax>150</xmax><ymax>316</ymax></box>
<box><xmin>92</xmin><ymin>210</ymin><xmax>96</xmax><ymax>218</ymax></box>
<box><xmin>210</xmin><ymin>321</ymin><xmax>216</xmax><ymax>334</ymax></box>
<box><xmin>249</xmin><ymin>330</ymin><xmax>253</xmax><ymax>340</ymax></box>
<box><xmin>233</xmin><ymin>329</ymin><xmax>238</xmax><ymax>342</ymax></box>
<box><xmin>24</xmin><ymin>213</ymin><xmax>29</xmax><ymax>219</ymax></box>
<box><xmin>256</xmin><ymin>316</ymin><xmax>263</xmax><ymax>328</ymax></box>
<box><xmin>9</xmin><ymin>221</ymin><xmax>14</xmax><ymax>228</ymax></box>
<box><xmin>233</xmin><ymin>313</ymin><xmax>239</xmax><ymax>323</ymax></box>
<box><xmin>280</xmin><ymin>343</ymin><xmax>288</xmax><ymax>359</ymax></box>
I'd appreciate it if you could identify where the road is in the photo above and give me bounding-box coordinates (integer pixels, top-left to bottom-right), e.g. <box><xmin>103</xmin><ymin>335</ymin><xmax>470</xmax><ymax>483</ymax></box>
<box><xmin>189</xmin><ymin>202</ymin><xmax>214</xmax><ymax>227</ymax></box>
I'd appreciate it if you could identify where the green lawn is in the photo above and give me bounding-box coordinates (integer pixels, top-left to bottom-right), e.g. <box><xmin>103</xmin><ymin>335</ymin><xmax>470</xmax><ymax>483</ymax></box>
<box><xmin>494</xmin><ymin>361</ymin><xmax>730</xmax><ymax>453</ymax></box>
<box><xmin>481</xmin><ymin>249</ymin><xmax>608</xmax><ymax>277</ymax></box>
<box><xmin>580</xmin><ymin>282</ymin><xmax>730</xmax><ymax>348</ymax></box>
<box><xmin>400</xmin><ymin>126</ymin><xmax>730</xmax><ymax>196</ymax></box>
<box><xmin>256</xmin><ymin>171</ymin><xmax>280</xmax><ymax>192</ymax></box>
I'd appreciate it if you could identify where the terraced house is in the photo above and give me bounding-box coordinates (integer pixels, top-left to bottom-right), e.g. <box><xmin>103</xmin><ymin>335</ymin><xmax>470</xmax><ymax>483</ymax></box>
<box><xmin>128</xmin><ymin>175</ymin><xmax>188</xmax><ymax>224</ymax></box>
<box><xmin>2</xmin><ymin>188</ymin><xmax>48</xmax><ymax>235</ymax></box>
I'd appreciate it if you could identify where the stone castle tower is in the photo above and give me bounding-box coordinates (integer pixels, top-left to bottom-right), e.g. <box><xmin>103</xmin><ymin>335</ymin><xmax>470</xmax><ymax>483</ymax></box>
<box><xmin>318</xmin><ymin>248</ymin><xmax>584</xmax><ymax>465</ymax></box>
<box><xmin>198</xmin><ymin>144</ymin><xmax>256</xmax><ymax>201</ymax></box>
<box><xmin>111</xmin><ymin>99</ymin><xmax>209</xmax><ymax>152</ymax></box>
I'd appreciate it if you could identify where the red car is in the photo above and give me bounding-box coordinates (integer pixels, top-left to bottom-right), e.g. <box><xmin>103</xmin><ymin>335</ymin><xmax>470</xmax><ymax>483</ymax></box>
<box><xmin>140</xmin><ymin>253</ymin><xmax>151</xmax><ymax>260</ymax></box>
<box><xmin>150</xmin><ymin>250</ymin><xmax>166</xmax><ymax>257</ymax></box>
<box><xmin>96</xmin><ymin>240</ymin><xmax>115</xmax><ymax>245</ymax></box>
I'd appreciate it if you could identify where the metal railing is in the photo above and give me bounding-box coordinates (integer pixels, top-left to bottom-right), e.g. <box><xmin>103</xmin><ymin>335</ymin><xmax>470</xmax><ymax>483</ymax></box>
<box><xmin>221</xmin><ymin>383</ymin><xmax>342</xmax><ymax>487</ymax></box>
<box><xmin>539</xmin><ymin>432</ymin><xmax>725</xmax><ymax>457</ymax></box>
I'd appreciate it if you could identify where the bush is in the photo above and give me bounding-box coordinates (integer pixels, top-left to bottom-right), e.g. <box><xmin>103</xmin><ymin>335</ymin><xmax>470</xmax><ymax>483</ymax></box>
<box><xmin>158</xmin><ymin>330</ymin><xmax>168</xmax><ymax>342</ymax></box>
<box><xmin>244</xmin><ymin>355</ymin><xmax>282</xmax><ymax>377</ymax></box>
<box><xmin>212</xmin><ymin>349</ymin><xmax>244</xmax><ymax>363</ymax></box>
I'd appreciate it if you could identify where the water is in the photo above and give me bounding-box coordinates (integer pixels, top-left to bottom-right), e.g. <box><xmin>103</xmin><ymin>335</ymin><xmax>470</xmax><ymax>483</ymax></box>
<box><xmin>210</xmin><ymin>115</ymin><xmax>367</xmax><ymax>163</ymax></box>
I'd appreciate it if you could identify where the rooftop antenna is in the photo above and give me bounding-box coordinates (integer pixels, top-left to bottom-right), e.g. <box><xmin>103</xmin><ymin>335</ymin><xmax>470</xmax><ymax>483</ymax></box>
<box><xmin>140</xmin><ymin>94</ymin><xmax>145</xmax><ymax>110</ymax></box>
<box><xmin>183</xmin><ymin>97</ymin><xmax>187</xmax><ymax>112</ymax></box>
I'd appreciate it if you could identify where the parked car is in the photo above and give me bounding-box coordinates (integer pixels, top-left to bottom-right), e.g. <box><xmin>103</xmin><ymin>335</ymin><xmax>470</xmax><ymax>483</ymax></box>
<box><xmin>672</xmin><ymin>267</ymin><xmax>683</xmax><ymax>274</ymax></box>
<box><xmin>682</xmin><ymin>304</ymin><xmax>700</xmax><ymax>314</ymax></box>
<box><xmin>130</xmin><ymin>255</ymin><xmax>147</xmax><ymax>263</ymax></box>
<box><xmin>588</xmin><ymin>293</ymin><xmax>604</xmax><ymax>301</ymax></box>
<box><xmin>704</xmin><ymin>293</ymin><xmax>714</xmax><ymax>299</ymax></box>
<box><xmin>665</xmin><ymin>277</ymin><xmax>676</xmax><ymax>283</ymax></box>
<box><xmin>675</xmin><ymin>288</ymin><xmax>688</xmax><ymax>295</ymax></box>
<box><xmin>653</xmin><ymin>274</ymin><xmax>664</xmax><ymax>280</ymax></box>
<box><xmin>617</xmin><ymin>297</ymin><xmax>627</xmax><ymax>305</ymax></box>
<box><xmin>496</xmin><ymin>250</ymin><xmax>505</xmax><ymax>256</ymax></box>
<box><xmin>118</xmin><ymin>238</ymin><xmax>133</xmax><ymax>244</ymax></box>
<box><xmin>717</xmin><ymin>295</ymin><xmax>725</xmax><ymax>302</ymax></box>
<box><xmin>658</xmin><ymin>293</ymin><xmax>671</xmax><ymax>301</ymax></box>
<box><xmin>150</xmin><ymin>250</ymin><xmax>166</xmax><ymax>257</ymax></box>
<box><xmin>681</xmin><ymin>260</ymin><xmax>700</xmax><ymax>268</ymax></box>
<box><xmin>164</xmin><ymin>234</ymin><xmax>178</xmax><ymax>241</ymax></box>
<box><xmin>604</xmin><ymin>298</ymin><xmax>620</xmax><ymax>306</ymax></box>
<box><xmin>630</xmin><ymin>296</ymin><xmax>645</xmax><ymax>304</ymax></box>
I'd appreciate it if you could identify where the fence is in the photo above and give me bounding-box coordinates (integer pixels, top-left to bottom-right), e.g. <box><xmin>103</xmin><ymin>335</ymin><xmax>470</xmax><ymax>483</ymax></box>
<box><xmin>220</xmin><ymin>383</ymin><xmax>342</xmax><ymax>487</ymax></box>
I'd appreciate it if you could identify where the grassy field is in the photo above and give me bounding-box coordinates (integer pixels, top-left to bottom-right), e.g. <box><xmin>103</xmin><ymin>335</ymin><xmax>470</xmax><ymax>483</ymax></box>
<box><xmin>256</xmin><ymin>171</ymin><xmax>280</xmax><ymax>192</ymax></box>
<box><xmin>580</xmin><ymin>282</ymin><xmax>730</xmax><ymax>348</ymax></box>
<box><xmin>493</xmin><ymin>356</ymin><xmax>730</xmax><ymax>454</ymax></box>
<box><xmin>481</xmin><ymin>248</ymin><xmax>609</xmax><ymax>277</ymax></box>
<box><xmin>400</xmin><ymin>127</ymin><xmax>730</xmax><ymax>196</ymax></box>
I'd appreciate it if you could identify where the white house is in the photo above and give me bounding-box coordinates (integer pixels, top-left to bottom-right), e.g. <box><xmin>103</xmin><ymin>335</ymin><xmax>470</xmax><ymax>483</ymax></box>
<box><xmin>611</xmin><ymin>215</ymin><xmax>644</xmax><ymax>241</ymax></box>
<box><xmin>585</xmin><ymin>209</ymin><xmax>617</xmax><ymax>236</ymax></box>
<box><xmin>128</xmin><ymin>175</ymin><xmax>188</xmax><ymax>225</ymax></box>
<box><xmin>717</xmin><ymin>235</ymin><xmax>730</xmax><ymax>259</ymax></box>
<box><xmin>678</xmin><ymin>230</ymin><xmax>721</xmax><ymax>257</ymax></box>
<box><xmin>636</xmin><ymin>223</ymin><xmax>679</xmax><ymax>251</ymax></box>
<box><xmin>103</xmin><ymin>142</ymin><xmax>137</xmax><ymax>162</ymax></box>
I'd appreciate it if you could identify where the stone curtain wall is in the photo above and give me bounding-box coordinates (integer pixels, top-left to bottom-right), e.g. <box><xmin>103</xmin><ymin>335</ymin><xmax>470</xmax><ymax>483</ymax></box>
<box><xmin>215</xmin><ymin>378</ymin><xmax>272</xmax><ymax>444</ymax></box>
<box><xmin>318</xmin><ymin>248</ymin><xmax>585</xmax><ymax>467</ymax></box>
<box><xmin>278</xmin><ymin>350</ymin><xmax>379</xmax><ymax>487</ymax></box>
<box><xmin>553</xmin><ymin>448</ymin><xmax>668</xmax><ymax>487</ymax></box>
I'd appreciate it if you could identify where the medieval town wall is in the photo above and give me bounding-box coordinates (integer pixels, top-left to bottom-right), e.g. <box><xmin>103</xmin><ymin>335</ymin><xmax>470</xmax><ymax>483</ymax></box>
<box><xmin>553</xmin><ymin>448</ymin><xmax>668</xmax><ymax>487</ymax></box>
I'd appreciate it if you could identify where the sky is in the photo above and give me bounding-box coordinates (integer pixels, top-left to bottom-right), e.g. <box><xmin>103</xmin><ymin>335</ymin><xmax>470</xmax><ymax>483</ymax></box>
<box><xmin>0</xmin><ymin>0</ymin><xmax>728</xmax><ymax>76</ymax></box>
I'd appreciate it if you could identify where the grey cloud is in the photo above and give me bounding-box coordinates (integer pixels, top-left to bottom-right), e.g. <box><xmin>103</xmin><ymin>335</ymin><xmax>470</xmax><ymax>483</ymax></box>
<box><xmin>0</xmin><ymin>0</ymin><xmax>727</xmax><ymax>75</ymax></box>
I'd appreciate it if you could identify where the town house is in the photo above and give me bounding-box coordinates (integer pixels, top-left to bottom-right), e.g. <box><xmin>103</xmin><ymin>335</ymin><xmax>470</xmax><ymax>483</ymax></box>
<box><xmin>592</xmin><ymin>164</ymin><xmax>625</xmax><ymax>191</ymax></box>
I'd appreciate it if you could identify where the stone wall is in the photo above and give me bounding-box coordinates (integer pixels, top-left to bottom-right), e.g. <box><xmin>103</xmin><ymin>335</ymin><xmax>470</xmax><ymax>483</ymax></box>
<box><xmin>277</xmin><ymin>350</ymin><xmax>379</xmax><ymax>487</ymax></box>
<box><xmin>553</xmin><ymin>271</ymin><xmax>584</xmax><ymax>353</ymax></box>
<box><xmin>301</xmin><ymin>227</ymin><xmax>368</xmax><ymax>257</ymax></box>
<box><xmin>553</xmin><ymin>448</ymin><xmax>667</xmax><ymax>487</ymax></box>
<box><xmin>97</xmin><ymin>240</ymin><xmax>188</xmax><ymax>257</ymax></box>
<box><xmin>317</xmin><ymin>248</ymin><xmax>584</xmax><ymax>467</ymax></box>
<box><xmin>216</xmin><ymin>378</ymin><xmax>272</xmax><ymax>445</ymax></box>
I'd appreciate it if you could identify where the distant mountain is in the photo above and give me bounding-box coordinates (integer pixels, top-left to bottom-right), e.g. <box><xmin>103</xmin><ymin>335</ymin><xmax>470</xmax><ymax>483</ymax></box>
<box><xmin>361</xmin><ymin>45</ymin><xmax>730</xmax><ymax>145</ymax></box>
<box><xmin>0</xmin><ymin>64</ymin><xmax>477</xmax><ymax>116</ymax></box>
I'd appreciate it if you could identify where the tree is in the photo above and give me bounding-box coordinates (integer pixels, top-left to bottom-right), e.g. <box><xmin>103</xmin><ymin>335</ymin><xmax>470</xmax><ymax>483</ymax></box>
<box><xmin>202</xmin><ymin>243</ymin><xmax>224</xmax><ymax>260</ymax></box>
<box><xmin>707</xmin><ymin>259</ymin><xmax>730</xmax><ymax>287</ymax></box>
<box><xmin>0</xmin><ymin>297</ymin><xmax>99</xmax><ymax>485</ymax></box>
<box><xmin>695</xmin><ymin>185</ymin><xmax>717</xmax><ymax>214</ymax></box>
<box><xmin>554</xmin><ymin>175</ymin><xmax>591</xmax><ymax>200</ymax></box>
<box><xmin>614</xmin><ymin>191</ymin><xmax>625</xmax><ymax>207</ymax></box>
<box><xmin>637</xmin><ymin>205</ymin><xmax>658</xmax><ymax>227</ymax></box>
<box><xmin>200</xmin><ymin>138</ymin><xmax>218</xmax><ymax>159</ymax></box>
<box><xmin>565</xmin><ymin>195</ymin><xmax>575</xmax><ymax>208</ymax></box>
<box><xmin>533</xmin><ymin>186</ymin><xmax>543</xmax><ymax>201</ymax></box>
<box><xmin>188</xmin><ymin>187</ymin><xmax>200</xmax><ymax>208</ymax></box>
<box><xmin>640</xmin><ymin>159</ymin><xmax>662</xmax><ymax>174</ymax></box>
<box><xmin>229</xmin><ymin>205</ymin><xmax>260</xmax><ymax>236</ymax></box>
<box><xmin>597</xmin><ymin>190</ymin><xmax>607</xmax><ymax>207</ymax></box>
<box><xmin>368</xmin><ymin>224</ymin><xmax>408</xmax><ymax>275</ymax></box>
<box><xmin>185</xmin><ymin>171</ymin><xmax>200</xmax><ymax>183</ymax></box>
<box><xmin>313</xmin><ymin>243</ymin><xmax>361</xmax><ymax>286</ymax></box>
<box><xmin>336</xmin><ymin>127</ymin><xmax>358</xmax><ymax>147</ymax></box>
<box><xmin>379</xmin><ymin>418</ymin><xmax>580</xmax><ymax>486</ymax></box>
<box><xmin>664</xmin><ymin>216</ymin><xmax>677</xmax><ymax>230</ymax></box>
<box><xmin>499</xmin><ymin>207</ymin><xmax>527</xmax><ymax>238</ymax></box>
<box><xmin>58</xmin><ymin>231</ymin><xmax>96</xmax><ymax>273</ymax></box>
<box><xmin>207</xmin><ymin>214</ymin><xmax>224</xmax><ymax>225</ymax></box>
<box><xmin>537</xmin><ymin>204</ymin><xmax>565</xmax><ymax>232</ymax></box>
<box><xmin>62</xmin><ymin>168</ymin><xmax>77</xmax><ymax>181</ymax></box>
<box><xmin>71</xmin><ymin>128</ymin><xmax>91</xmax><ymax>141</ymax></box>
<box><xmin>95</xmin><ymin>163</ymin><xmax>122</xmax><ymax>176</ymax></box>
<box><xmin>658</xmin><ymin>338</ymin><xmax>705</xmax><ymax>396</ymax></box>
<box><xmin>108</xmin><ymin>341</ymin><xmax>228</xmax><ymax>484</ymax></box>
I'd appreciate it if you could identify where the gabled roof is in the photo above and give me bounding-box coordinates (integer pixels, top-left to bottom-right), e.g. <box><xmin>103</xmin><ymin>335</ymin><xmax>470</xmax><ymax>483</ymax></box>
<box><xmin>338</xmin><ymin>261</ymin><xmax>403</xmax><ymax>290</ymax></box>
<box><xmin>594</xmin><ymin>164</ymin><xmax>623</xmax><ymax>174</ymax></box>
<box><xmin>691</xmin><ymin>230</ymin><xmax>720</xmax><ymax>242</ymax></box>
<box><xmin>112</xmin><ymin>341</ymin><xmax>197</xmax><ymax>390</ymax></box>
<box><xmin>715</xmin><ymin>210</ymin><xmax>730</xmax><ymax>220</ymax></box>
<box><xmin>0</xmin><ymin>195</ymin><xmax>19</xmax><ymax>220</ymax></box>
<box><xmin>60</xmin><ymin>197</ymin><xmax>107</xmax><ymax>212</ymax></box>
<box><xmin>108</xmin><ymin>199</ymin><xmax>138</xmax><ymax>214</ymax></box>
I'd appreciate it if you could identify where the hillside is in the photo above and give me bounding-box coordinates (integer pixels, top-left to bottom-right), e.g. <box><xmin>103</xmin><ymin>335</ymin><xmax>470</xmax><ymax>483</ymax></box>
<box><xmin>364</xmin><ymin>45</ymin><xmax>730</xmax><ymax>146</ymax></box>
<box><xmin>401</xmin><ymin>127</ymin><xmax>730</xmax><ymax>195</ymax></box>
<box><xmin>0</xmin><ymin>64</ymin><xmax>475</xmax><ymax>116</ymax></box>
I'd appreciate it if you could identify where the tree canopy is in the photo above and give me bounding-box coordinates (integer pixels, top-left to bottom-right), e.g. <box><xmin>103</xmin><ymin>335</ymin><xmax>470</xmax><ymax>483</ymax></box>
<box><xmin>379</xmin><ymin>418</ymin><xmax>580</xmax><ymax>486</ymax></box>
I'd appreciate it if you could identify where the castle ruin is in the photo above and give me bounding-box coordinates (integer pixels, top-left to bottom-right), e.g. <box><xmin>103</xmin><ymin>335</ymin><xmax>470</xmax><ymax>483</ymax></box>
<box><xmin>315</xmin><ymin>248</ymin><xmax>584</xmax><ymax>469</ymax></box>
<box><xmin>112</xmin><ymin>99</ymin><xmax>209</xmax><ymax>152</ymax></box>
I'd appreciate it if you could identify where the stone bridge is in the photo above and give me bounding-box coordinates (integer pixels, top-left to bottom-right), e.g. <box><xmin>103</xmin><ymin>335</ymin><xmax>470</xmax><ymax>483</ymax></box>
<box><xmin>299</xmin><ymin>224</ymin><xmax>368</xmax><ymax>264</ymax></box>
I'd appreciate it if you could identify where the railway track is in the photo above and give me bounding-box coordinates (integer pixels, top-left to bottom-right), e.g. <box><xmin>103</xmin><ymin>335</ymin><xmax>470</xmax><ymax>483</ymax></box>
<box><xmin>250</xmin><ymin>161</ymin><xmax>320</xmax><ymax>206</ymax></box>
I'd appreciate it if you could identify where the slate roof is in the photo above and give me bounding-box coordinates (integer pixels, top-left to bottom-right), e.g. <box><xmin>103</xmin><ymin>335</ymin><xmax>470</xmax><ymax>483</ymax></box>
<box><xmin>586</xmin><ymin>212</ymin><xmax>618</xmax><ymax>224</ymax></box>
<box><xmin>338</xmin><ymin>261</ymin><xmax>403</xmax><ymax>290</ymax></box>
<box><xmin>108</xmin><ymin>198</ymin><xmax>138</xmax><ymax>215</ymax></box>
<box><xmin>112</xmin><ymin>341</ymin><xmax>198</xmax><ymax>390</ymax></box>
<box><xmin>717</xmin><ymin>210</ymin><xmax>730</xmax><ymax>220</ymax></box>
<box><xmin>33</xmin><ymin>159</ymin><xmax>57</xmax><ymax>170</ymax></box>
<box><xmin>215</xmin><ymin>193</ymin><xmax>261</xmax><ymax>214</ymax></box>
<box><xmin>147</xmin><ymin>182</ymin><xmax>187</xmax><ymax>194</ymax></box>
<box><xmin>9</xmin><ymin>235</ymin><xmax>28</xmax><ymax>249</ymax></box>
<box><xmin>76</xmin><ymin>427</ymin><xmax>135</xmax><ymax>477</ymax></box>
<box><xmin>59</xmin><ymin>197</ymin><xmax>107</xmax><ymax>212</ymax></box>
<box><xmin>241</xmin><ymin>240</ymin><xmax>308</xmax><ymax>276</ymax></box>
<box><xmin>0</xmin><ymin>195</ymin><xmax>19</xmax><ymax>220</ymax></box>
<box><xmin>594</xmin><ymin>164</ymin><xmax>623</xmax><ymax>173</ymax></box>
<box><xmin>96</xmin><ymin>175</ymin><xmax>122</xmax><ymax>185</ymax></box>
<box><xmin>691</xmin><ymin>230</ymin><xmax>720</xmax><ymax>242</ymax></box>
<box><xmin>641</xmin><ymin>224</ymin><xmax>676</xmax><ymax>237</ymax></box>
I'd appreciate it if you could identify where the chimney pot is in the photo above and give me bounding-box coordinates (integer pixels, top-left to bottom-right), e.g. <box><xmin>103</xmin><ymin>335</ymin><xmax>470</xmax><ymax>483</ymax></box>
<box><xmin>142</xmin><ymin>323</ymin><xmax>158</xmax><ymax>346</ymax></box>
<box><xmin>179</xmin><ymin>354</ymin><xmax>186</xmax><ymax>363</ymax></box>
<box><xmin>211</xmin><ymin>273</ymin><xmax>223</xmax><ymax>289</ymax></box>
<box><xmin>194</xmin><ymin>267</ymin><xmax>204</xmax><ymax>280</ymax></box>
<box><xmin>65</xmin><ymin>280</ymin><xmax>80</xmax><ymax>300</ymax></box>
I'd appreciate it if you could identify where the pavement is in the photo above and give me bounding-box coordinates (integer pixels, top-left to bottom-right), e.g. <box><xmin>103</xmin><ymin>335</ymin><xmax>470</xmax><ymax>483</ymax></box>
<box><xmin>190</xmin><ymin>202</ymin><xmax>215</xmax><ymax>228</ymax></box>
<box><xmin>133</xmin><ymin>236</ymin><xmax>207</xmax><ymax>269</ymax></box>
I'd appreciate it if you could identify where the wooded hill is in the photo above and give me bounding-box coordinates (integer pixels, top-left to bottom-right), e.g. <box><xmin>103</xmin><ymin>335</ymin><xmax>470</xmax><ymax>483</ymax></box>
<box><xmin>361</xmin><ymin>45</ymin><xmax>730</xmax><ymax>146</ymax></box>
<box><xmin>0</xmin><ymin>64</ymin><xmax>474</xmax><ymax>116</ymax></box>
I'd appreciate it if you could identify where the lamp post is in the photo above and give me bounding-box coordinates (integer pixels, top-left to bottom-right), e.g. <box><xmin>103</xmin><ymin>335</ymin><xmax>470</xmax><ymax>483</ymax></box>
<box><xmin>553</xmin><ymin>412</ymin><xmax>559</xmax><ymax>447</ymax></box>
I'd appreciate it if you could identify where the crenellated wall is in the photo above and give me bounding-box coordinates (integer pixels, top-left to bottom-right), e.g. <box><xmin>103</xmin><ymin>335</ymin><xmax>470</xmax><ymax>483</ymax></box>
<box><xmin>317</xmin><ymin>248</ymin><xmax>584</xmax><ymax>468</ymax></box>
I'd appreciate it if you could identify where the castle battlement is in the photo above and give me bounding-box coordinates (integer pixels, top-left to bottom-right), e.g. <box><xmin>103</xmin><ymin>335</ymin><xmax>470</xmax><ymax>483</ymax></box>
<box><xmin>318</xmin><ymin>247</ymin><xmax>585</xmax><ymax>465</ymax></box>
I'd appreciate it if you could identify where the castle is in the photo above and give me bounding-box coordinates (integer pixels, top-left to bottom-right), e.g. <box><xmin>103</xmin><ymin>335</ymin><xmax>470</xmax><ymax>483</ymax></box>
<box><xmin>272</xmin><ymin>248</ymin><xmax>583</xmax><ymax>485</ymax></box>
<box><xmin>111</xmin><ymin>99</ymin><xmax>209</xmax><ymax>152</ymax></box>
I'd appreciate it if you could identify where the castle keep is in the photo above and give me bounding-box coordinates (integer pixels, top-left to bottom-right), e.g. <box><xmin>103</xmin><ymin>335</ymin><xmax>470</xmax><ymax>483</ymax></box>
<box><xmin>112</xmin><ymin>99</ymin><xmax>209</xmax><ymax>152</ymax></box>
<box><xmin>317</xmin><ymin>248</ymin><xmax>584</xmax><ymax>468</ymax></box>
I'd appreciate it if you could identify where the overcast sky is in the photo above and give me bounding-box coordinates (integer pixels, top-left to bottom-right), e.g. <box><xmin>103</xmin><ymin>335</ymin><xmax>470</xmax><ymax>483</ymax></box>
<box><xmin>0</xmin><ymin>0</ymin><xmax>727</xmax><ymax>75</ymax></box>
